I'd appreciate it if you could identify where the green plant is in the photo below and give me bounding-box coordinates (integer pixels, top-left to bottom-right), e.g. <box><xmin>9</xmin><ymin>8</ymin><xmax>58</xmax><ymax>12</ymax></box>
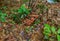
<box><xmin>9</xmin><ymin>4</ymin><xmax>31</xmax><ymax>23</ymax></box>
<box><xmin>43</xmin><ymin>24</ymin><xmax>60</xmax><ymax>41</ymax></box>
<box><xmin>57</xmin><ymin>35</ymin><xmax>60</xmax><ymax>41</ymax></box>
<box><xmin>18</xmin><ymin>4</ymin><xmax>30</xmax><ymax>19</ymax></box>
<box><xmin>43</xmin><ymin>24</ymin><xmax>51</xmax><ymax>39</ymax></box>
<box><xmin>0</xmin><ymin>10</ymin><xmax>7</xmax><ymax>22</ymax></box>
<box><xmin>57</xmin><ymin>29</ymin><xmax>60</xmax><ymax>41</ymax></box>
<box><xmin>51</xmin><ymin>26</ymin><xmax>56</xmax><ymax>34</ymax></box>
<box><xmin>51</xmin><ymin>26</ymin><xmax>60</xmax><ymax>41</ymax></box>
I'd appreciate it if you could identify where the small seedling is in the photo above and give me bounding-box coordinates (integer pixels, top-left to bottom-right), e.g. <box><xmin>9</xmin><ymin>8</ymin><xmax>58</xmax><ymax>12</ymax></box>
<box><xmin>43</xmin><ymin>24</ymin><xmax>51</xmax><ymax>39</ymax></box>
<box><xmin>10</xmin><ymin>4</ymin><xmax>31</xmax><ymax>23</ymax></box>
<box><xmin>44</xmin><ymin>24</ymin><xmax>51</xmax><ymax>36</ymax></box>
<box><xmin>18</xmin><ymin>4</ymin><xmax>30</xmax><ymax>19</ymax></box>
<box><xmin>51</xmin><ymin>26</ymin><xmax>56</xmax><ymax>34</ymax></box>
<box><xmin>43</xmin><ymin>24</ymin><xmax>60</xmax><ymax>41</ymax></box>
<box><xmin>57</xmin><ymin>35</ymin><xmax>60</xmax><ymax>41</ymax></box>
<box><xmin>0</xmin><ymin>10</ymin><xmax>7</xmax><ymax>22</ymax></box>
<box><xmin>57</xmin><ymin>29</ymin><xmax>60</xmax><ymax>41</ymax></box>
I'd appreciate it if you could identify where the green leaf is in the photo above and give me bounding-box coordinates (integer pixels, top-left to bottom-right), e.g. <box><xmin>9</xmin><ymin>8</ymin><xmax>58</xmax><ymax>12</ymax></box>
<box><xmin>43</xmin><ymin>24</ymin><xmax>51</xmax><ymax>40</ymax></box>
<box><xmin>57</xmin><ymin>35</ymin><xmax>60</xmax><ymax>41</ymax></box>
<box><xmin>11</xmin><ymin>4</ymin><xmax>30</xmax><ymax>23</ymax></box>
<box><xmin>51</xmin><ymin>26</ymin><xmax>56</xmax><ymax>34</ymax></box>
<box><xmin>18</xmin><ymin>8</ymin><xmax>23</xmax><ymax>14</ymax></box>
<box><xmin>44</xmin><ymin>24</ymin><xmax>51</xmax><ymax>36</ymax></box>
<box><xmin>57</xmin><ymin>29</ymin><xmax>60</xmax><ymax>34</ymax></box>
<box><xmin>0</xmin><ymin>11</ymin><xmax>7</xmax><ymax>22</ymax></box>
<box><xmin>57</xmin><ymin>28</ymin><xmax>60</xmax><ymax>41</ymax></box>
<box><xmin>18</xmin><ymin>4</ymin><xmax>30</xmax><ymax>18</ymax></box>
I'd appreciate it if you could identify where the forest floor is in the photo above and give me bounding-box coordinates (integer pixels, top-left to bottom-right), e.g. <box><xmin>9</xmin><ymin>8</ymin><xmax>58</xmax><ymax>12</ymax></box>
<box><xmin>0</xmin><ymin>0</ymin><xmax>60</xmax><ymax>41</ymax></box>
